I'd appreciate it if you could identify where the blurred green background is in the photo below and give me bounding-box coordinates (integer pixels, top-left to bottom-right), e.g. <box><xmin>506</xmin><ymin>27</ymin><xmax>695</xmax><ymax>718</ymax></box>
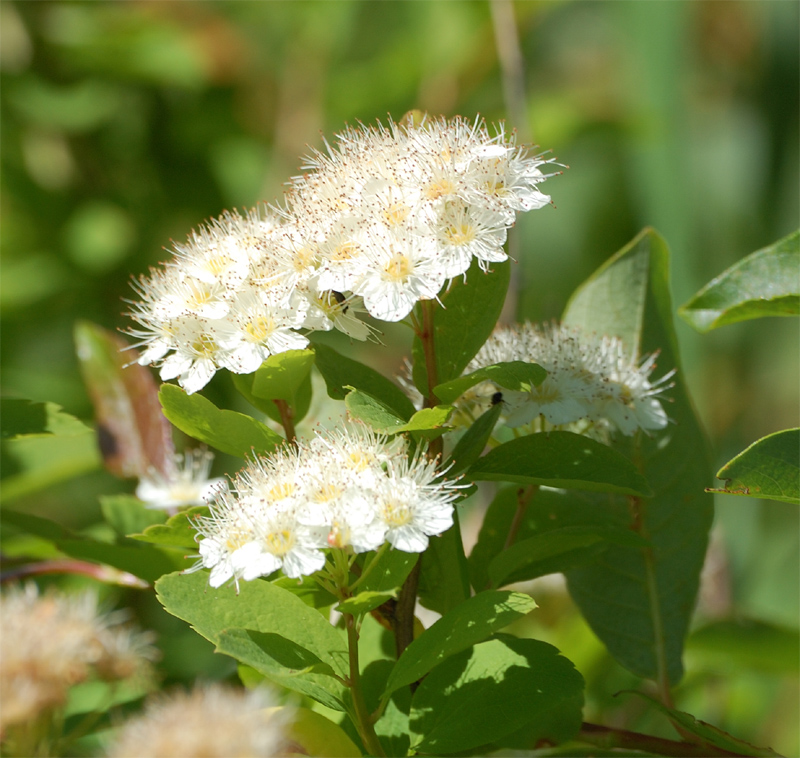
<box><xmin>1</xmin><ymin>1</ymin><xmax>798</xmax><ymax>753</ymax></box>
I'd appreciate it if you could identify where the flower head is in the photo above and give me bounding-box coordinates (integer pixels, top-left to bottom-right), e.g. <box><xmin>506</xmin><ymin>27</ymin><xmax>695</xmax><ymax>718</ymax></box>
<box><xmin>105</xmin><ymin>684</ymin><xmax>289</xmax><ymax>758</ymax></box>
<box><xmin>188</xmin><ymin>421</ymin><xmax>463</xmax><ymax>588</ymax></box>
<box><xmin>136</xmin><ymin>448</ymin><xmax>226</xmax><ymax>513</ymax></box>
<box><xmin>127</xmin><ymin>116</ymin><xmax>557</xmax><ymax>392</ymax></box>
<box><xmin>445</xmin><ymin>322</ymin><xmax>674</xmax><ymax>439</ymax></box>
<box><xmin>0</xmin><ymin>584</ymin><xmax>157</xmax><ymax>732</ymax></box>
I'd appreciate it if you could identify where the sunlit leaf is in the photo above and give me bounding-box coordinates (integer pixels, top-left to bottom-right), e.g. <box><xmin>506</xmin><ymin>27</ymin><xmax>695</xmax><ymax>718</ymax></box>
<box><xmin>679</xmin><ymin>230</ymin><xmax>800</xmax><ymax>332</ymax></box>
<box><xmin>709</xmin><ymin>428</ymin><xmax>799</xmax><ymax>504</ymax></box>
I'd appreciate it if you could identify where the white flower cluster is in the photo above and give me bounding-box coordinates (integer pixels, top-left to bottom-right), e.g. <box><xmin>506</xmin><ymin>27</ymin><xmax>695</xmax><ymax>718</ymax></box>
<box><xmin>128</xmin><ymin>116</ymin><xmax>554</xmax><ymax>394</ymax></box>
<box><xmin>136</xmin><ymin>449</ymin><xmax>226</xmax><ymax>513</ymax></box>
<box><xmin>454</xmin><ymin>322</ymin><xmax>674</xmax><ymax>437</ymax></box>
<box><xmin>190</xmin><ymin>422</ymin><xmax>463</xmax><ymax>589</ymax></box>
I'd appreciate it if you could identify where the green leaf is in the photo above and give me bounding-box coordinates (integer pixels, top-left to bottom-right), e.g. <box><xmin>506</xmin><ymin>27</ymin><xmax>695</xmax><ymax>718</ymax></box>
<box><xmin>337</xmin><ymin>591</ymin><xmax>397</xmax><ymax>616</ymax></box>
<box><xmin>130</xmin><ymin>506</ymin><xmax>207</xmax><ymax>550</ymax></box>
<box><xmin>273</xmin><ymin>575</ymin><xmax>338</xmax><ymax>610</ymax></box>
<box><xmin>434</xmin><ymin>361</ymin><xmax>547</xmax><ymax>405</ymax></box>
<box><xmin>392</xmin><ymin>405</ymin><xmax>453</xmax><ymax>438</ymax></box>
<box><xmin>408</xmin><ymin>636</ymin><xmax>584</xmax><ymax>754</ymax></box>
<box><xmin>159</xmin><ymin>384</ymin><xmax>283</xmax><ymax>458</ymax></box>
<box><xmin>74</xmin><ymin>321</ymin><xmax>175</xmax><ymax>479</ymax></box>
<box><xmin>313</xmin><ymin>342</ymin><xmax>416</xmax><ymax>420</ymax></box>
<box><xmin>285</xmin><ymin>707</ymin><xmax>362</xmax><ymax>758</ymax></box>
<box><xmin>0</xmin><ymin>508</ymin><xmax>186</xmax><ymax>584</ymax></box>
<box><xmin>156</xmin><ymin>570</ymin><xmax>349</xmax><ymax>710</ymax></box>
<box><xmin>709</xmin><ymin>428</ymin><xmax>799</xmax><ymax>504</ymax></box>
<box><xmin>445</xmin><ymin>404</ymin><xmax>503</xmax><ymax>475</ymax></box>
<box><xmin>678</xmin><ymin>230</ymin><xmax>800</xmax><ymax>332</ymax></box>
<box><xmin>561</xmin><ymin>228</ymin><xmax>713</xmax><ymax>685</ymax></box>
<box><xmin>100</xmin><ymin>494</ymin><xmax>167</xmax><ymax>538</ymax></box>
<box><xmin>216</xmin><ymin>629</ymin><xmax>344</xmax><ymax>710</ymax></box>
<box><xmin>357</xmin><ymin>548</ymin><xmax>418</xmax><ymax>595</ymax></box>
<box><xmin>469</xmin><ymin>431</ymin><xmax>653</xmax><ymax>496</ymax></box>
<box><xmin>344</xmin><ymin>389</ymin><xmax>405</xmax><ymax>433</ymax></box>
<box><xmin>488</xmin><ymin>526</ymin><xmax>650</xmax><ymax>589</ymax></box>
<box><xmin>468</xmin><ymin>486</ymin><xmax>632</xmax><ymax>593</ymax></box>
<box><xmin>383</xmin><ymin>590</ymin><xmax>536</xmax><ymax>698</ymax></box>
<box><xmin>625</xmin><ymin>691</ymin><xmax>780</xmax><ymax>757</ymax></box>
<box><xmin>0</xmin><ymin>397</ymin><xmax>92</xmax><ymax>439</ymax></box>
<box><xmin>362</xmin><ymin>660</ymin><xmax>412</xmax><ymax>757</ymax></box>
<box><xmin>251</xmin><ymin>349</ymin><xmax>315</xmax><ymax>401</ymax></box>
<box><xmin>687</xmin><ymin>619</ymin><xmax>800</xmax><ymax>675</ymax></box>
<box><xmin>417</xmin><ymin>513</ymin><xmax>471</xmax><ymax>615</ymax></box>
<box><xmin>412</xmin><ymin>258</ymin><xmax>510</xmax><ymax>396</ymax></box>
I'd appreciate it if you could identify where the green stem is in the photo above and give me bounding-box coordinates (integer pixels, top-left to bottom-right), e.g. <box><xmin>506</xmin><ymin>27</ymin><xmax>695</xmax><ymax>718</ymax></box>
<box><xmin>350</xmin><ymin>543</ymin><xmax>389</xmax><ymax>592</ymax></box>
<box><xmin>578</xmin><ymin>722</ymin><xmax>741</xmax><ymax>758</ymax></box>
<box><xmin>345</xmin><ymin>613</ymin><xmax>386</xmax><ymax>757</ymax></box>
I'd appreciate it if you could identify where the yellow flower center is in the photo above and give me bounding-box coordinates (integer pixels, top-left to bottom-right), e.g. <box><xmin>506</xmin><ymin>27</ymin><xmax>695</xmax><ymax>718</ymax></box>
<box><xmin>245</xmin><ymin>316</ymin><xmax>275</xmax><ymax>343</ymax></box>
<box><xmin>191</xmin><ymin>334</ymin><xmax>217</xmax><ymax>358</ymax></box>
<box><xmin>384</xmin><ymin>253</ymin><xmax>412</xmax><ymax>282</ymax></box>
<box><xmin>382</xmin><ymin>499</ymin><xmax>412</xmax><ymax>527</ymax></box>
<box><xmin>383</xmin><ymin>201</ymin><xmax>410</xmax><ymax>227</ymax></box>
<box><xmin>444</xmin><ymin>222</ymin><xmax>476</xmax><ymax>246</ymax></box>
<box><xmin>265</xmin><ymin>530</ymin><xmax>295</xmax><ymax>557</ymax></box>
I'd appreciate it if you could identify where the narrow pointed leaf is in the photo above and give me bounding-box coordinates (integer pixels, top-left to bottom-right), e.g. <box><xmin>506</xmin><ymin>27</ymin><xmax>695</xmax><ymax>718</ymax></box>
<box><xmin>708</xmin><ymin>428</ymin><xmax>799</xmax><ymax>504</ymax></box>
<box><xmin>417</xmin><ymin>513</ymin><xmax>471</xmax><ymax>615</ymax></box>
<box><xmin>469</xmin><ymin>431</ymin><xmax>653</xmax><ymax>497</ymax></box>
<box><xmin>562</xmin><ymin>228</ymin><xmax>713</xmax><ymax>684</ymax></box>
<box><xmin>412</xmin><ymin>259</ymin><xmax>510</xmax><ymax>396</ymax></box>
<box><xmin>679</xmin><ymin>230</ymin><xmax>800</xmax><ymax>332</ymax></box>
<box><xmin>344</xmin><ymin>389</ymin><xmax>405</xmax><ymax>433</ymax></box>
<box><xmin>74</xmin><ymin>321</ymin><xmax>174</xmax><ymax>478</ymax></box>
<box><xmin>130</xmin><ymin>506</ymin><xmax>207</xmax><ymax>549</ymax></box>
<box><xmin>337</xmin><ymin>591</ymin><xmax>397</xmax><ymax>616</ymax></box>
<box><xmin>159</xmin><ymin>384</ymin><xmax>283</xmax><ymax>458</ymax></box>
<box><xmin>445</xmin><ymin>403</ymin><xmax>503</xmax><ymax>474</ymax></box>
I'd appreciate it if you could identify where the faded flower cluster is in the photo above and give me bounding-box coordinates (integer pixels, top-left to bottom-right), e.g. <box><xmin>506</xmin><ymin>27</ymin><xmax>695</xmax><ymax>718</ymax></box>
<box><xmin>446</xmin><ymin>322</ymin><xmax>673</xmax><ymax>438</ymax></box>
<box><xmin>0</xmin><ymin>584</ymin><xmax>156</xmax><ymax>733</ymax></box>
<box><xmin>127</xmin><ymin>116</ymin><xmax>554</xmax><ymax>393</ymax></box>
<box><xmin>190</xmin><ymin>422</ymin><xmax>463</xmax><ymax>589</ymax></box>
<box><xmin>106</xmin><ymin>684</ymin><xmax>289</xmax><ymax>758</ymax></box>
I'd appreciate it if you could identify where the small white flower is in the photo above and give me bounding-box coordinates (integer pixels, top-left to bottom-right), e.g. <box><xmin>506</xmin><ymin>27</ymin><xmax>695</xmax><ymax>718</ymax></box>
<box><xmin>136</xmin><ymin>449</ymin><xmax>225</xmax><ymax>512</ymax></box>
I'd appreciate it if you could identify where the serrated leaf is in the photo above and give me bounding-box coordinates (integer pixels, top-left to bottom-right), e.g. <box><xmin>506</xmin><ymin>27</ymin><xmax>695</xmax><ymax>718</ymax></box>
<box><xmin>155</xmin><ymin>570</ymin><xmax>349</xmax><ymax>710</ymax></box>
<box><xmin>159</xmin><ymin>384</ymin><xmax>283</xmax><ymax>458</ymax></box>
<box><xmin>434</xmin><ymin>361</ymin><xmax>547</xmax><ymax>404</ymax></box>
<box><xmin>412</xmin><ymin>259</ymin><xmax>510</xmax><ymax>396</ymax></box>
<box><xmin>409</xmin><ymin>636</ymin><xmax>584</xmax><ymax>754</ymax></box>
<box><xmin>625</xmin><ymin>691</ymin><xmax>780</xmax><ymax>757</ymax></box>
<box><xmin>469</xmin><ymin>431</ymin><xmax>653</xmax><ymax>496</ymax></box>
<box><xmin>384</xmin><ymin>590</ymin><xmax>536</xmax><ymax>698</ymax></box>
<box><xmin>74</xmin><ymin>321</ymin><xmax>174</xmax><ymax>478</ymax></box>
<box><xmin>313</xmin><ymin>342</ymin><xmax>416</xmax><ymax>420</ymax></box>
<box><xmin>709</xmin><ymin>428</ymin><xmax>799</xmax><ymax>504</ymax></box>
<box><xmin>561</xmin><ymin>228</ymin><xmax>713</xmax><ymax>685</ymax></box>
<box><xmin>679</xmin><ymin>230</ymin><xmax>800</xmax><ymax>332</ymax></box>
<box><xmin>130</xmin><ymin>506</ymin><xmax>207</xmax><ymax>549</ymax></box>
<box><xmin>337</xmin><ymin>591</ymin><xmax>396</xmax><ymax>616</ymax></box>
<box><xmin>488</xmin><ymin>526</ymin><xmax>650</xmax><ymax>588</ymax></box>
<box><xmin>0</xmin><ymin>398</ymin><xmax>92</xmax><ymax>439</ymax></box>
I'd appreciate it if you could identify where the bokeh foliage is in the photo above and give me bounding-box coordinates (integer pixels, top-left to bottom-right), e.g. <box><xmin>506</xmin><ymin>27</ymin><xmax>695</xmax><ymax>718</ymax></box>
<box><xmin>1</xmin><ymin>1</ymin><xmax>798</xmax><ymax>754</ymax></box>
